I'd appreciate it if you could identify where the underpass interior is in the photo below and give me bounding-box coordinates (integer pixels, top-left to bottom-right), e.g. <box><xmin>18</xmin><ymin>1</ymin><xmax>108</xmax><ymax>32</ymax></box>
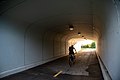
<box><xmin>0</xmin><ymin>0</ymin><xmax>120</xmax><ymax>80</ymax></box>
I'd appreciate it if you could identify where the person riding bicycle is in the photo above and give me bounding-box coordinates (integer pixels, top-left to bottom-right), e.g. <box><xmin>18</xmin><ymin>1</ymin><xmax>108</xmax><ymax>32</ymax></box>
<box><xmin>69</xmin><ymin>45</ymin><xmax>77</xmax><ymax>66</ymax></box>
<box><xmin>69</xmin><ymin>45</ymin><xmax>77</xmax><ymax>59</ymax></box>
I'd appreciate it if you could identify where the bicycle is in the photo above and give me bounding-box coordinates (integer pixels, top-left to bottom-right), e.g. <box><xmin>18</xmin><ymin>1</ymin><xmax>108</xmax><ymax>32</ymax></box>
<box><xmin>69</xmin><ymin>54</ymin><xmax>76</xmax><ymax>67</ymax></box>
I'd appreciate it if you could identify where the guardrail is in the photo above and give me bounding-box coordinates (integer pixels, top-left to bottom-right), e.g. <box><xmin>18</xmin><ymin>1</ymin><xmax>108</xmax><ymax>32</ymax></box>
<box><xmin>96</xmin><ymin>52</ymin><xmax>112</xmax><ymax>80</ymax></box>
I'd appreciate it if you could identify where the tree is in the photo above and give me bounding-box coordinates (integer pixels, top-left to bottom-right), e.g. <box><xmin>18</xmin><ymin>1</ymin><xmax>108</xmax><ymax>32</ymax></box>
<box><xmin>91</xmin><ymin>42</ymin><xmax>96</xmax><ymax>48</ymax></box>
<box><xmin>81</xmin><ymin>42</ymin><xmax>96</xmax><ymax>49</ymax></box>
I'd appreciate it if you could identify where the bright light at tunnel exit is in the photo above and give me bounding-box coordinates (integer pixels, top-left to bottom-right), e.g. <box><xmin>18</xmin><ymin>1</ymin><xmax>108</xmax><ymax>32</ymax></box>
<box><xmin>74</xmin><ymin>41</ymin><xmax>81</xmax><ymax>52</ymax></box>
<box><xmin>74</xmin><ymin>40</ymin><xmax>94</xmax><ymax>52</ymax></box>
<box><xmin>81</xmin><ymin>40</ymin><xmax>94</xmax><ymax>45</ymax></box>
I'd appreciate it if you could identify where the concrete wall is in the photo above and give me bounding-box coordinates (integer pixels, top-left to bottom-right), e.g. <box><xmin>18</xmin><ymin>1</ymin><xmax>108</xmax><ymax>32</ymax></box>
<box><xmin>94</xmin><ymin>0</ymin><xmax>120</xmax><ymax>80</ymax></box>
<box><xmin>0</xmin><ymin>21</ymin><xmax>67</xmax><ymax>78</ymax></box>
<box><xmin>0</xmin><ymin>21</ymin><xmax>25</xmax><ymax>78</ymax></box>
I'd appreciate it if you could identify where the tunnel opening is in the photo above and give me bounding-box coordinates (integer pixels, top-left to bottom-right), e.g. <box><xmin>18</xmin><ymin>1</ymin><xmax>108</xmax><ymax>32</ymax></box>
<box><xmin>68</xmin><ymin>38</ymin><xmax>96</xmax><ymax>53</ymax></box>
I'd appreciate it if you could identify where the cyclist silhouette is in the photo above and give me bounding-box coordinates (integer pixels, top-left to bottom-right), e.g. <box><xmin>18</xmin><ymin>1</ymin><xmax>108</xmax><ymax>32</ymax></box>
<box><xmin>69</xmin><ymin>45</ymin><xmax>77</xmax><ymax>66</ymax></box>
<box><xmin>69</xmin><ymin>45</ymin><xmax>76</xmax><ymax>55</ymax></box>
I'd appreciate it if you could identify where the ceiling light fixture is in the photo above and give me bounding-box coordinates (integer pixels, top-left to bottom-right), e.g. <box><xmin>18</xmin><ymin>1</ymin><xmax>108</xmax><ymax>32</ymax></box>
<box><xmin>82</xmin><ymin>36</ymin><xmax>84</xmax><ymax>38</ymax></box>
<box><xmin>84</xmin><ymin>37</ymin><xmax>87</xmax><ymax>40</ymax></box>
<box><xmin>69</xmin><ymin>25</ymin><xmax>74</xmax><ymax>30</ymax></box>
<box><xmin>78</xmin><ymin>32</ymin><xmax>81</xmax><ymax>35</ymax></box>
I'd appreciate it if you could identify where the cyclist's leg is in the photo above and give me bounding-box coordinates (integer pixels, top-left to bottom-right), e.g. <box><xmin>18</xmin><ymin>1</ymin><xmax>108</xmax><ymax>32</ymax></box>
<box><xmin>69</xmin><ymin>55</ymin><xmax>72</xmax><ymax>66</ymax></box>
<box><xmin>69</xmin><ymin>54</ymin><xmax>74</xmax><ymax>67</ymax></box>
<box><xmin>72</xmin><ymin>53</ymin><xmax>76</xmax><ymax>64</ymax></box>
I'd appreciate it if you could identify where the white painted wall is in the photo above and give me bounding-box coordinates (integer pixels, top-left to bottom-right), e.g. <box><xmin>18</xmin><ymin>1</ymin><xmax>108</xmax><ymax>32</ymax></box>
<box><xmin>0</xmin><ymin>21</ymin><xmax>25</xmax><ymax>78</ymax></box>
<box><xmin>94</xmin><ymin>0</ymin><xmax>120</xmax><ymax>80</ymax></box>
<box><xmin>25</xmin><ymin>27</ymin><xmax>43</xmax><ymax>65</ymax></box>
<box><xmin>0</xmin><ymin>21</ymin><xmax>67</xmax><ymax>78</ymax></box>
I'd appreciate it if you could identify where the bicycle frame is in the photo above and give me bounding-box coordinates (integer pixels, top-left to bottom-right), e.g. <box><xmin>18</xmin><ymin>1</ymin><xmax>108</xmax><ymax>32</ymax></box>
<box><xmin>69</xmin><ymin>54</ymin><xmax>75</xmax><ymax>67</ymax></box>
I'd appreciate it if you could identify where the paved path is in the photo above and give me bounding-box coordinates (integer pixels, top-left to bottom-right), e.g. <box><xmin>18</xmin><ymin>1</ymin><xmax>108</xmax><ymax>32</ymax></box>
<box><xmin>1</xmin><ymin>49</ymin><xmax>103</xmax><ymax>80</ymax></box>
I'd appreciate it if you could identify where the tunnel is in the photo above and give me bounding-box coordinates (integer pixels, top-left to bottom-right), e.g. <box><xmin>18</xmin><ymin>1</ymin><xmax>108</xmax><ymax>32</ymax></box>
<box><xmin>0</xmin><ymin>0</ymin><xmax>120</xmax><ymax>80</ymax></box>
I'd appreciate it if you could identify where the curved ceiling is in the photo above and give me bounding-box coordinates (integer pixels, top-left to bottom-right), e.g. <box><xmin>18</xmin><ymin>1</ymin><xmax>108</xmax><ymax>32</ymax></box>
<box><xmin>0</xmin><ymin>0</ymin><xmax>99</xmax><ymax>40</ymax></box>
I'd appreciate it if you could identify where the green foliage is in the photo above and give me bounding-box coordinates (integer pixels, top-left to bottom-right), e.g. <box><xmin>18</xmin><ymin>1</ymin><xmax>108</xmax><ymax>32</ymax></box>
<box><xmin>81</xmin><ymin>42</ymin><xmax>96</xmax><ymax>48</ymax></box>
<box><xmin>91</xmin><ymin>42</ymin><xmax>96</xmax><ymax>48</ymax></box>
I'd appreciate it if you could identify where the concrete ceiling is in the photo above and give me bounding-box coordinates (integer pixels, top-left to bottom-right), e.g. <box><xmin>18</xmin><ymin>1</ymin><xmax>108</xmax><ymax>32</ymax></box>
<box><xmin>0</xmin><ymin>0</ymin><xmax>98</xmax><ymax>40</ymax></box>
